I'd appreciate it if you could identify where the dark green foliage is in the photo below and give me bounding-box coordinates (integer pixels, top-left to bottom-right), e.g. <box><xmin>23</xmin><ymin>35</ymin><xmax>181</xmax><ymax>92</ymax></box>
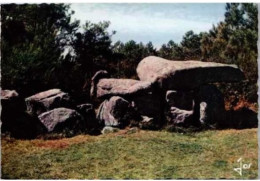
<box><xmin>181</xmin><ymin>31</ymin><xmax>202</xmax><ymax>60</ymax></box>
<box><xmin>158</xmin><ymin>31</ymin><xmax>202</xmax><ymax>60</ymax></box>
<box><xmin>200</xmin><ymin>3</ymin><xmax>258</xmax><ymax>82</ymax></box>
<box><xmin>58</xmin><ymin>21</ymin><xmax>115</xmax><ymax>102</ymax></box>
<box><xmin>1</xmin><ymin>4</ymin><xmax>79</xmax><ymax>97</ymax></box>
<box><xmin>201</xmin><ymin>3</ymin><xmax>258</xmax><ymax>103</ymax></box>
<box><xmin>158</xmin><ymin>40</ymin><xmax>184</xmax><ymax>60</ymax></box>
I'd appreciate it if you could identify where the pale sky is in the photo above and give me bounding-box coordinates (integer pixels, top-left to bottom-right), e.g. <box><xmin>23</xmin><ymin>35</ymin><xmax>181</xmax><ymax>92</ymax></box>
<box><xmin>70</xmin><ymin>3</ymin><xmax>226</xmax><ymax>48</ymax></box>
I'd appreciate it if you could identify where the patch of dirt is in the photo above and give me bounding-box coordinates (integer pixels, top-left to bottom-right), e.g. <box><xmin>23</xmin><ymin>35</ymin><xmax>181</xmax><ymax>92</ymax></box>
<box><xmin>32</xmin><ymin>135</ymin><xmax>92</xmax><ymax>149</ymax></box>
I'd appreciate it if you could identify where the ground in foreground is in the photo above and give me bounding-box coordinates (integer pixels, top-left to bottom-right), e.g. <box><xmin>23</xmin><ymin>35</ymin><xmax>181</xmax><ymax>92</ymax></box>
<box><xmin>1</xmin><ymin>128</ymin><xmax>258</xmax><ymax>179</ymax></box>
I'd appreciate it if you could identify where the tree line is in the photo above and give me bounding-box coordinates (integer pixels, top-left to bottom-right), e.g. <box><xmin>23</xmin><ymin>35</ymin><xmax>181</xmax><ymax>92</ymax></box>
<box><xmin>1</xmin><ymin>3</ymin><xmax>258</xmax><ymax>103</ymax></box>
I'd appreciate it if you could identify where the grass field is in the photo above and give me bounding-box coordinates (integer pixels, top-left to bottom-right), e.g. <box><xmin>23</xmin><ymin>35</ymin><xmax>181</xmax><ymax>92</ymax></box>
<box><xmin>1</xmin><ymin>128</ymin><xmax>258</xmax><ymax>179</ymax></box>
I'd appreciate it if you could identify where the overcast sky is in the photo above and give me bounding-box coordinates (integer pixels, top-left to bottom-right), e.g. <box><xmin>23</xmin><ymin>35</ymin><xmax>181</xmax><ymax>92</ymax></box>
<box><xmin>70</xmin><ymin>3</ymin><xmax>226</xmax><ymax>48</ymax></box>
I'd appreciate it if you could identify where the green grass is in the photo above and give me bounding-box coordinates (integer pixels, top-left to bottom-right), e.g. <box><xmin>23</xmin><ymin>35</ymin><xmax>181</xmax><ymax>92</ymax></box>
<box><xmin>1</xmin><ymin>128</ymin><xmax>258</xmax><ymax>179</ymax></box>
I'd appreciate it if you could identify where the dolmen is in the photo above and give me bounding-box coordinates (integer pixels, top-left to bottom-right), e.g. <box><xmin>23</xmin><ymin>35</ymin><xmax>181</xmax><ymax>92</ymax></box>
<box><xmin>1</xmin><ymin>56</ymin><xmax>257</xmax><ymax>139</ymax></box>
<box><xmin>91</xmin><ymin>56</ymin><xmax>256</xmax><ymax>131</ymax></box>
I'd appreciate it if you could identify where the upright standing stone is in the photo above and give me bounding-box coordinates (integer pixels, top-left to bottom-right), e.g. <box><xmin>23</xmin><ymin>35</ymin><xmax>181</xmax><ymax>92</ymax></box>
<box><xmin>193</xmin><ymin>85</ymin><xmax>226</xmax><ymax>127</ymax></box>
<box><xmin>90</xmin><ymin>70</ymin><xmax>110</xmax><ymax>98</ymax></box>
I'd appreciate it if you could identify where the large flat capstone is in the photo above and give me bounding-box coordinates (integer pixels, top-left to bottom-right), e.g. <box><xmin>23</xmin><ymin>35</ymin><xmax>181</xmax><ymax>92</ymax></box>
<box><xmin>95</xmin><ymin>78</ymin><xmax>152</xmax><ymax>98</ymax></box>
<box><xmin>137</xmin><ymin>56</ymin><xmax>245</xmax><ymax>90</ymax></box>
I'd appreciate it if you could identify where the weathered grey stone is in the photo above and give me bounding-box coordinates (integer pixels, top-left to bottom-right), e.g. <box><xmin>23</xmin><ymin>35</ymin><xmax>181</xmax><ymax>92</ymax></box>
<box><xmin>139</xmin><ymin>116</ymin><xmax>159</xmax><ymax>130</ymax></box>
<box><xmin>127</xmin><ymin>127</ymin><xmax>139</xmax><ymax>134</ymax></box>
<box><xmin>96</xmin><ymin>96</ymin><xmax>131</xmax><ymax>128</ymax></box>
<box><xmin>199</xmin><ymin>102</ymin><xmax>208</xmax><ymax>124</ymax></box>
<box><xmin>101</xmin><ymin>126</ymin><xmax>120</xmax><ymax>134</ymax></box>
<box><xmin>90</xmin><ymin>70</ymin><xmax>110</xmax><ymax>98</ymax></box>
<box><xmin>1</xmin><ymin>90</ymin><xmax>24</xmax><ymax>112</ymax></box>
<box><xmin>137</xmin><ymin>56</ymin><xmax>245</xmax><ymax>90</ymax></box>
<box><xmin>167</xmin><ymin>107</ymin><xmax>194</xmax><ymax>127</ymax></box>
<box><xmin>76</xmin><ymin>103</ymin><xmax>93</xmax><ymax>114</ymax></box>
<box><xmin>166</xmin><ymin>90</ymin><xmax>194</xmax><ymax>110</ymax></box>
<box><xmin>95</xmin><ymin>78</ymin><xmax>153</xmax><ymax>99</ymax></box>
<box><xmin>1</xmin><ymin>90</ymin><xmax>19</xmax><ymax>100</ymax></box>
<box><xmin>25</xmin><ymin>89</ymin><xmax>72</xmax><ymax>116</ymax></box>
<box><xmin>38</xmin><ymin>108</ymin><xmax>84</xmax><ymax>133</ymax></box>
